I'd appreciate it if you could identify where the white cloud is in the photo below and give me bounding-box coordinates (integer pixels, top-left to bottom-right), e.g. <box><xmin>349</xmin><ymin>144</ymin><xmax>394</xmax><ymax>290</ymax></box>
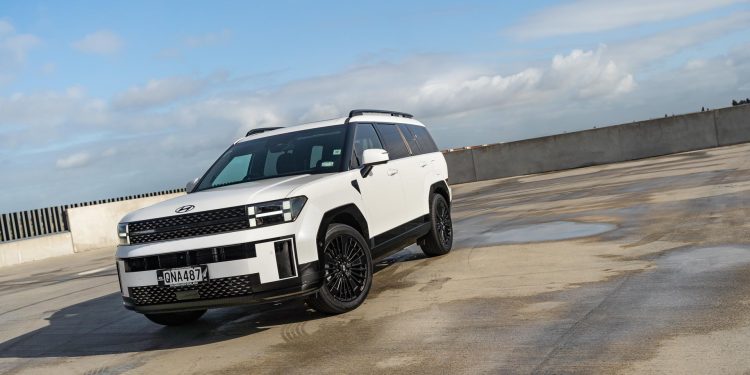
<box><xmin>409</xmin><ymin>68</ymin><xmax>543</xmax><ymax>116</ymax></box>
<box><xmin>0</xmin><ymin>20</ymin><xmax>40</xmax><ymax>84</ymax></box>
<box><xmin>548</xmin><ymin>48</ymin><xmax>635</xmax><ymax>98</ymax></box>
<box><xmin>72</xmin><ymin>30</ymin><xmax>123</xmax><ymax>55</ymax></box>
<box><xmin>112</xmin><ymin>72</ymin><xmax>228</xmax><ymax>110</ymax></box>
<box><xmin>56</xmin><ymin>152</ymin><xmax>91</xmax><ymax>169</ymax></box>
<box><xmin>110</xmin><ymin>47</ymin><xmax>635</xmax><ymax>130</ymax></box>
<box><xmin>609</xmin><ymin>11</ymin><xmax>750</xmax><ymax>69</ymax></box>
<box><xmin>508</xmin><ymin>0</ymin><xmax>746</xmax><ymax>39</ymax></box>
<box><xmin>0</xmin><ymin>87</ymin><xmax>106</xmax><ymax>130</ymax></box>
<box><xmin>299</xmin><ymin>103</ymin><xmax>342</xmax><ymax>122</ymax></box>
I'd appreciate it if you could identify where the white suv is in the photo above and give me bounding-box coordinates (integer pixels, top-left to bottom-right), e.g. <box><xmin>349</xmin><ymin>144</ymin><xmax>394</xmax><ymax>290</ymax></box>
<box><xmin>115</xmin><ymin>109</ymin><xmax>453</xmax><ymax>325</ymax></box>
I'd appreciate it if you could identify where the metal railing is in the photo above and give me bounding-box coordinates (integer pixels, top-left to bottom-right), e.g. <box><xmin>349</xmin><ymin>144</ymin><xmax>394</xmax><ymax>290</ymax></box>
<box><xmin>0</xmin><ymin>188</ymin><xmax>185</xmax><ymax>243</ymax></box>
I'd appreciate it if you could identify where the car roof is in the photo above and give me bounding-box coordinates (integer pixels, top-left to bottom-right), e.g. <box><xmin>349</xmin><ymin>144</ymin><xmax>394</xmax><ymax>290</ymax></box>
<box><xmin>235</xmin><ymin>113</ymin><xmax>426</xmax><ymax>144</ymax></box>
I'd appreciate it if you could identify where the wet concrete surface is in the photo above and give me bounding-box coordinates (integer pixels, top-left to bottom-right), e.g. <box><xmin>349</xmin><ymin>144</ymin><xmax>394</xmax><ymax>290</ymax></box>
<box><xmin>468</xmin><ymin>221</ymin><xmax>617</xmax><ymax>246</ymax></box>
<box><xmin>2</xmin><ymin>143</ymin><xmax>750</xmax><ymax>374</ymax></box>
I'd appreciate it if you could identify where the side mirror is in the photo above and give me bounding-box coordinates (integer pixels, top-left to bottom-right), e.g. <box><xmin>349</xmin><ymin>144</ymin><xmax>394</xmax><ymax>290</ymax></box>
<box><xmin>361</xmin><ymin>149</ymin><xmax>389</xmax><ymax>178</ymax></box>
<box><xmin>185</xmin><ymin>177</ymin><xmax>200</xmax><ymax>194</ymax></box>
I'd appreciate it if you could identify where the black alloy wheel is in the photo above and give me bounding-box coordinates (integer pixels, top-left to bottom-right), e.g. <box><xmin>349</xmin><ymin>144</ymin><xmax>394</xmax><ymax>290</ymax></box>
<box><xmin>435</xmin><ymin>197</ymin><xmax>453</xmax><ymax>248</ymax></box>
<box><xmin>419</xmin><ymin>194</ymin><xmax>453</xmax><ymax>257</ymax></box>
<box><xmin>306</xmin><ymin>224</ymin><xmax>373</xmax><ymax>314</ymax></box>
<box><xmin>323</xmin><ymin>233</ymin><xmax>369</xmax><ymax>302</ymax></box>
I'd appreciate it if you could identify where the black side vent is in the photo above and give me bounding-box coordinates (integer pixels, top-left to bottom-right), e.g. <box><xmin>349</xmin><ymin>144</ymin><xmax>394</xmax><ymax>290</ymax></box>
<box><xmin>274</xmin><ymin>240</ymin><xmax>297</xmax><ymax>279</ymax></box>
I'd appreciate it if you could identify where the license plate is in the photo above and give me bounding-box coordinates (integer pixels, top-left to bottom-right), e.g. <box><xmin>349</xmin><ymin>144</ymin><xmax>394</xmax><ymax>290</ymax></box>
<box><xmin>157</xmin><ymin>265</ymin><xmax>208</xmax><ymax>287</ymax></box>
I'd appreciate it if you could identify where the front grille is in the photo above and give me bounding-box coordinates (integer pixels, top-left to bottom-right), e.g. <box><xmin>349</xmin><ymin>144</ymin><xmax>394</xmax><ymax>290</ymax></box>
<box><xmin>128</xmin><ymin>274</ymin><xmax>261</xmax><ymax>306</ymax></box>
<box><xmin>128</xmin><ymin>206</ymin><xmax>249</xmax><ymax>244</ymax></box>
<box><xmin>124</xmin><ymin>242</ymin><xmax>257</xmax><ymax>272</ymax></box>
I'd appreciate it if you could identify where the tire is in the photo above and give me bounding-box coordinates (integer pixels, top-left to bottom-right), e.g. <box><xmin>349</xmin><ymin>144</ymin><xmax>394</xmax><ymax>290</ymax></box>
<box><xmin>144</xmin><ymin>309</ymin><xmax>206</xmax><ymax>326</ymax></box>
<box><xmin>419</xmin><ymin>194</ymin><xmax>453</xmax><ymax>257</ymax></box>
<box><xmin>306</xmin><ymin>223</ymin><xmax>373</xmax><ymax>314</ymax></box>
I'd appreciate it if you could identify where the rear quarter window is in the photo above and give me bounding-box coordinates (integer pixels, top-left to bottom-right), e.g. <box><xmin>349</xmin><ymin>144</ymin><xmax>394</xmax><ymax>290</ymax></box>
<box><xmin>408</xmin><ymin>124</ymin><xmax>439</xmax><ymax>153</ymax></box>
<box><xmin>398</xmin><ymin>124</ymin><xmax>421</xmax><ymax>155</ymax></box>
<box><xmin>374</xmin><ymin>124</ymin><xmax>410</xmax><ymax>159</ymax></box>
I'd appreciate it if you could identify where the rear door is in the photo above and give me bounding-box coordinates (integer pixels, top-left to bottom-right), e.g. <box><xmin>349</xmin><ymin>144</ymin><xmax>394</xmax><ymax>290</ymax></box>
<box><xmin>396</xmin><ymin>124</ymin><xmax>435</xmax><ymax>218</ymax></box>
<box><xmin>371</xmin><ymin>123</ymin><xmax>421</xmax><ymax>224</ymax></box>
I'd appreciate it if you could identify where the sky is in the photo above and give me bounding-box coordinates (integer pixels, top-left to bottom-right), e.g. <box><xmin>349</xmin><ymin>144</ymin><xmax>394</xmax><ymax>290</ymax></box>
<box><xmin>1</xmin><ymin>0</ymin><xmax>749</xmax><ymax>212</ymax></box>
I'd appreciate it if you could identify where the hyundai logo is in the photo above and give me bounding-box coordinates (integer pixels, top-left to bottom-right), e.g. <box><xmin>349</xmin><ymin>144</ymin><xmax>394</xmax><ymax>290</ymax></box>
<box><xmin>175</xmin><ymin>205</ymin><xmax>195</xmax><ymax>214</ymax></box>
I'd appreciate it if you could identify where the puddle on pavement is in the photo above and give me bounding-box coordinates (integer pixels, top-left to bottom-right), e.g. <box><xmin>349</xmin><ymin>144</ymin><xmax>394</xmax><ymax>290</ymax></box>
<box><xmin>656</xmin><ymin>245</ymin><xmax>750</xmax><ymax>272</ymax></box>
<box><xmin>473</xmin><ymin>221</ymin><xmax>617</xmax><ymax>246</ymax></box>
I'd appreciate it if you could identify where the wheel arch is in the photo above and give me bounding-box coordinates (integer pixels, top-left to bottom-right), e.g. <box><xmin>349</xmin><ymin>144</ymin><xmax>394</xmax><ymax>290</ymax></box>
<box><xmin>316</xmin><ymin>204</ymin><xmax>370</xmax><ymax>252</ymax></box>
<box><xmin>429</xmin><ymin>180</ymin><xmax>451</xmax><ymax>207</ymax></box>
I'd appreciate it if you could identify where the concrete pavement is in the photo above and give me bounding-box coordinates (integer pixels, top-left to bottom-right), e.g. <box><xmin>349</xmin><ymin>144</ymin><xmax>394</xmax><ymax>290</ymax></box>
<box><xmin>2</xmin><ymin>143</ymin><xmax>750</xmax><ymax>374</ymax></box>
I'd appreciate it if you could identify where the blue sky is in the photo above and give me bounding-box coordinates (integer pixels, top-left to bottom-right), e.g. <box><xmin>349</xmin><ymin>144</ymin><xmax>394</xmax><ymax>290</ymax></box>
<box><xmin>1</xmin><ymin>0</ymin><xmax>749</xmax><ymax>212</ymax></box>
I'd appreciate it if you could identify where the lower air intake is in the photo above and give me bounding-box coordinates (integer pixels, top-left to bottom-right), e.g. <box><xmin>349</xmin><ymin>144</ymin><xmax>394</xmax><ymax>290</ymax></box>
<box><xmin>128</xmin><ymin>274</ymin><xmax>261</xmax><ymax>306</ymax></box>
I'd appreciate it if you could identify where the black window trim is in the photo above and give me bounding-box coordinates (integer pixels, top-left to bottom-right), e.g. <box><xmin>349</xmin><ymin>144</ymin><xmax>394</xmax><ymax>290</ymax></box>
<box><xmin>370</xmin><ymin>122</ymin><xmax>412</xmax><ymax>161</ymax></box>
<box><xmin>407</xmin><ymin>123</ymin><xmax>439</xmax><ymax>154</ymax></box>
<box><xmin>345</xmin><ymin>121</ymin><xmax>433</xmax><ymax>169</ymax></box>
<box><xmin>348</xmin><ymin>122</ymin><xmax>386</xmax><ymax>170</ymax></box>
<box><xmin>397</xmin><ymin>123</ymin><xmax>424</xmax><ymax>155</ymax></box>
<box><xmin>394</xmin><ymin>124</ymin><xmax>414</xmax><ymax>156</ymax></box>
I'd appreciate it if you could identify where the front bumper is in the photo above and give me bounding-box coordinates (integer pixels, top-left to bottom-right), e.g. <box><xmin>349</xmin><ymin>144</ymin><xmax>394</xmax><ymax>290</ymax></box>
<box><xmin>116</xmin><ymin>234</ymin><xmax>322</xmax><ymax>314</ymax></box>
<box><xmin>122</xmin><ymin>263</ymin><xmax>321</xmax><ymax>313</ymax></box>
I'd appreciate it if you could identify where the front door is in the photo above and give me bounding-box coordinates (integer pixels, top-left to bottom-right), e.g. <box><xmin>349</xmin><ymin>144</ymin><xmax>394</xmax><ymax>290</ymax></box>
<box><xmin>350</xmin><ymin>123</ymin><xmax>407</xmax><ymax>237</ymax></box>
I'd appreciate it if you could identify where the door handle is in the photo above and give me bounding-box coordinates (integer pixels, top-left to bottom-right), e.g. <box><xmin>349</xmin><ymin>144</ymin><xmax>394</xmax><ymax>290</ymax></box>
<box><xmin>387</xmin><ymin>168</ymin><xmax>398</xmax><ymax>176</ymax></box>
<box><xmin>419</xmin><ymin>162</ymin><xmax>428</xmax><ymax>168</ymax></box>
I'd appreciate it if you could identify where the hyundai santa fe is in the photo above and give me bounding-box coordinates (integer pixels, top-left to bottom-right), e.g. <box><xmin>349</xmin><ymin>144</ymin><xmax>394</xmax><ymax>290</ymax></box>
<box><xmin>115</xmin><ymin>109</ymin><xmax>453</xmax><ymax>325</ymax></box>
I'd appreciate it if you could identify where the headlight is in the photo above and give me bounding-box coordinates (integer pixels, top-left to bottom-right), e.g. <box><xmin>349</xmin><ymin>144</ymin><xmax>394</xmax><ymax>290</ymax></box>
<box><xmin>117</xmin><ymin>223</ymin><xmax>129</xmax><ymax>245</ymax></box>
<box><xmin>247</xmin><ymin>196</ymin><xmax>307</xmax><ymax>228</ymax></box>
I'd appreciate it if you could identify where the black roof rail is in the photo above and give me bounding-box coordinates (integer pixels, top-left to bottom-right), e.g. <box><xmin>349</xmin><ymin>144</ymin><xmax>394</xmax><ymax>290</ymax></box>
<box><xmin>348</xmin><ymin>109</ymin><xmax>413</xmax><ymax>119</ymax></box>
<box><xmin>246</xmin><ymin>127</ymin><xmax>283</xmax><ymax>137</ymax></box>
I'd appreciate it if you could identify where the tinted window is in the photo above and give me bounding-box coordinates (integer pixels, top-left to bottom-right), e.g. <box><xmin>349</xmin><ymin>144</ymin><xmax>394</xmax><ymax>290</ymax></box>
<box><xmin>374</xmin><ymin>124</ymin><xmax>410</xmax><ymax>159</ymax></box>
<box><xmin>408</xmin><ymin>124</ymin><xmax>439</xmax><ymax>153</ymax></box>
<box><xmin>213</xmin><ymin>154</ymin><xmax>252</xmax><ymax>186</ymax></box>
<box><xmin>351</xmin><ymin>124</ymin><xmax>383</xmax><ymax>168</ymax></box>
<box><xmin>397</xmin><ymin>124</ymin><xmax>420</xmax><ymax>154</ymax></box>
<box><xmin>196</xmin><ymin>125</ymin><xmax>347</xmax><ymax>191</ymax></box>
<box><xmin>309</xmin><ymin>145</ymin><xmax>323</xmax><ymax>168</ymax></box>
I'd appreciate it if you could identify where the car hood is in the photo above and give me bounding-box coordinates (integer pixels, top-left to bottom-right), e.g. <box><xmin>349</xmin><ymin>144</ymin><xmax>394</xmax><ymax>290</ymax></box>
<box><xmin>121</xmin><ymin>174</ymin><xmax>328</xmax><ymax>223</ymax></box>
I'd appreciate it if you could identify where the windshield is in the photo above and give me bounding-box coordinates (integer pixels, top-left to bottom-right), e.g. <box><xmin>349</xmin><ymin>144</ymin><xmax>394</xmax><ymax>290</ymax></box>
<box><xmin>195</xmin><ymin>125</ymin><xmax>348</xmax><ymax>192</ymax></box>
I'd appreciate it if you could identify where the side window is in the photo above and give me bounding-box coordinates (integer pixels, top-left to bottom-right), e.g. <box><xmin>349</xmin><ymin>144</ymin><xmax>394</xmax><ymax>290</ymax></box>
<box><xmin>408</xmin><ymin>124</ymin><xmax>439</xmax><ymax>153</ymax></box>
<box><xmin>263</xmin><ymin>150</ymin><xmax>284</xmax><ymax>175</ymax></box>
<box><xmin>398</xmin><ymin>124</ymin><xmax>421</xmax><ymax>155</ymax></box>
<box><xmin>309</xmin><ymin>145</ymin><xmax>323</xmax><ymax>168</ymax></box>
<box><xmin>213</xmin><ymin>154</ymin><xmax>252</xmax><ymax>187</ymax></box>
<box><xmin>351</xmin><ymin>124</ymin><xmax>383</xmax><ymax>168</ymax></box>
<box><xmin>374</xmin><ymin>124</ymin><xmax>410</xmax><ymax>160</ymax></box>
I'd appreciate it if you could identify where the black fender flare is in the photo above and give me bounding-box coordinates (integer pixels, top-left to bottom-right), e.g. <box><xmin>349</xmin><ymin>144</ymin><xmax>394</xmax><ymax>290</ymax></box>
<box><xmin>316</xmin><ymin>203</ymin><xmax>370</xmax><ymax>254</ymax></box>
<box><xmin>429</xmin><ymin>180</ymin><xmax>451</xmax><ymax>207</ymax></box>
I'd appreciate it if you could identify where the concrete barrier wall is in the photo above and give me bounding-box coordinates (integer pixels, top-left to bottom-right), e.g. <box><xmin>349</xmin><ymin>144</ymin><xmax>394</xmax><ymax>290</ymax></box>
<box><xmin>715</xmin><ymin>105</ymin><xmax>750</xmax><ymax>146</ymax></box>
<box><xmin>0</xmin><ymin>233</ymin><xmax>74</xmax><ymax>268</ymax></box>
<box><xmin>444</xmin><ymin>105</ymin><xmax>748</xmax><ymax>184</ymax></box>
<box><xmin>67</xmin><ymin>193</ymin><xmax>185</xmax><ymax>253</ymax></box>
<box><xmin>442</xmin><ymin>148</ymin><xmax>477</xmax><ymax>184</ymax></box>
